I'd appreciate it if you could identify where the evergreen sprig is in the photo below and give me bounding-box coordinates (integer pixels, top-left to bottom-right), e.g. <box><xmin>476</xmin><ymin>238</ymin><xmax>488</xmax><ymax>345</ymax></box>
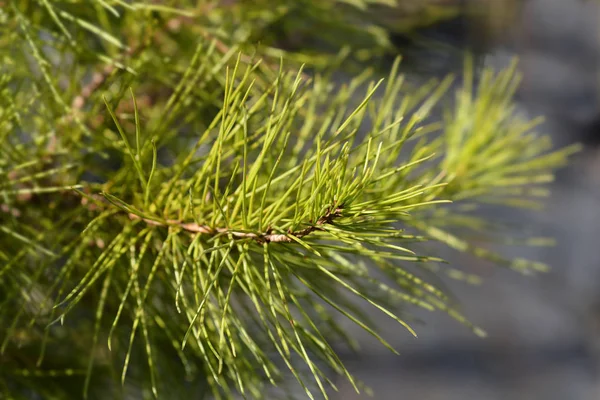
<box><xmin>0</xmin><ymin>2</ymin><xmax>579</xmax><ymax>399</ymax></box>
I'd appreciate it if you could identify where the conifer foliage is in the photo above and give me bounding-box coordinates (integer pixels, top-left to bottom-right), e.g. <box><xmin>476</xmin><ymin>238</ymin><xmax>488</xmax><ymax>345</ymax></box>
<box><xmin>0</xmin><ymin>1</ymin><xmax>579</xmax><ymax>399</ymax></box>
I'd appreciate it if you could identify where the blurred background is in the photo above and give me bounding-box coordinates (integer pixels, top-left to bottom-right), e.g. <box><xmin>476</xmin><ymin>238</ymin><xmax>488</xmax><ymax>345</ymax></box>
<box><xmin>331</xmin><ymin>0</ymin><xmax>600</xmax><ymax>399</ymax></box>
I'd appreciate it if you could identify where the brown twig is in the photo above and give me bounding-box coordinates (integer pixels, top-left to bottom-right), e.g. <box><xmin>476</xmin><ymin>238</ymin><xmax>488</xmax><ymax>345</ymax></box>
<box><xmin>71</xmin><ymin>64</ymin><xmax>115</xmax><ymax>112</ymax></box>
<box><xmin>79</xmin><ymin>188</ymin><xmax>344</xmax><ymax>244</ymax></box>
<box><xmin>127</xmin><ymin>207</ymin><xmax>343</xmax><ymax>243</ymax></box>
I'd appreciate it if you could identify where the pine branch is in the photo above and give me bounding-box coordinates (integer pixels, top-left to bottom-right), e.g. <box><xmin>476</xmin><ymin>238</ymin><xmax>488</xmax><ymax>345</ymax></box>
<box><xmin>0</xmin><ymin>2</ymin><xmax>580</xmax><ymax>400</ymax></box>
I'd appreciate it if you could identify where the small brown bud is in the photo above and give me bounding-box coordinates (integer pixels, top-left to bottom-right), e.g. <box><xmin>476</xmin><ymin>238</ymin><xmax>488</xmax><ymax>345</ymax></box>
<box><xmin>72</xmin><ymin>96</ymin><xmax>85</xmax><ymax>110</ymax></box>
<box><xmin>17</xmin><ymin>192</ymin><xmax>33</xmax><ymax>202</ymax></box>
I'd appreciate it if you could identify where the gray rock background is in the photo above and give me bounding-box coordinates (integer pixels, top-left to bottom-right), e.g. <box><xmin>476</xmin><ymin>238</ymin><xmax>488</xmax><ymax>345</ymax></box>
<box><xmin>331</xmin><ymin>1</ymin><xmax>600</xmax><ymax>399</ymax></box>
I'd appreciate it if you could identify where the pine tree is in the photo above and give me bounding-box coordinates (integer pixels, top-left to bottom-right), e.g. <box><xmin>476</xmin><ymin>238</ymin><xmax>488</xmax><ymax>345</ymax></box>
<box><xmin>0</xmin><ymin>1</ymin><xmax>579</xmax><ymax>399</ymax></box>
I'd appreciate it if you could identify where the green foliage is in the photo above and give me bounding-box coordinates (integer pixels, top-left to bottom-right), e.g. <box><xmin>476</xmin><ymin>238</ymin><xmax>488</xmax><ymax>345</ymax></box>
<box><xmin>0</xmin><ymin>1</ymin><xmax>579</xmax><ymax>399</ymax></box>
